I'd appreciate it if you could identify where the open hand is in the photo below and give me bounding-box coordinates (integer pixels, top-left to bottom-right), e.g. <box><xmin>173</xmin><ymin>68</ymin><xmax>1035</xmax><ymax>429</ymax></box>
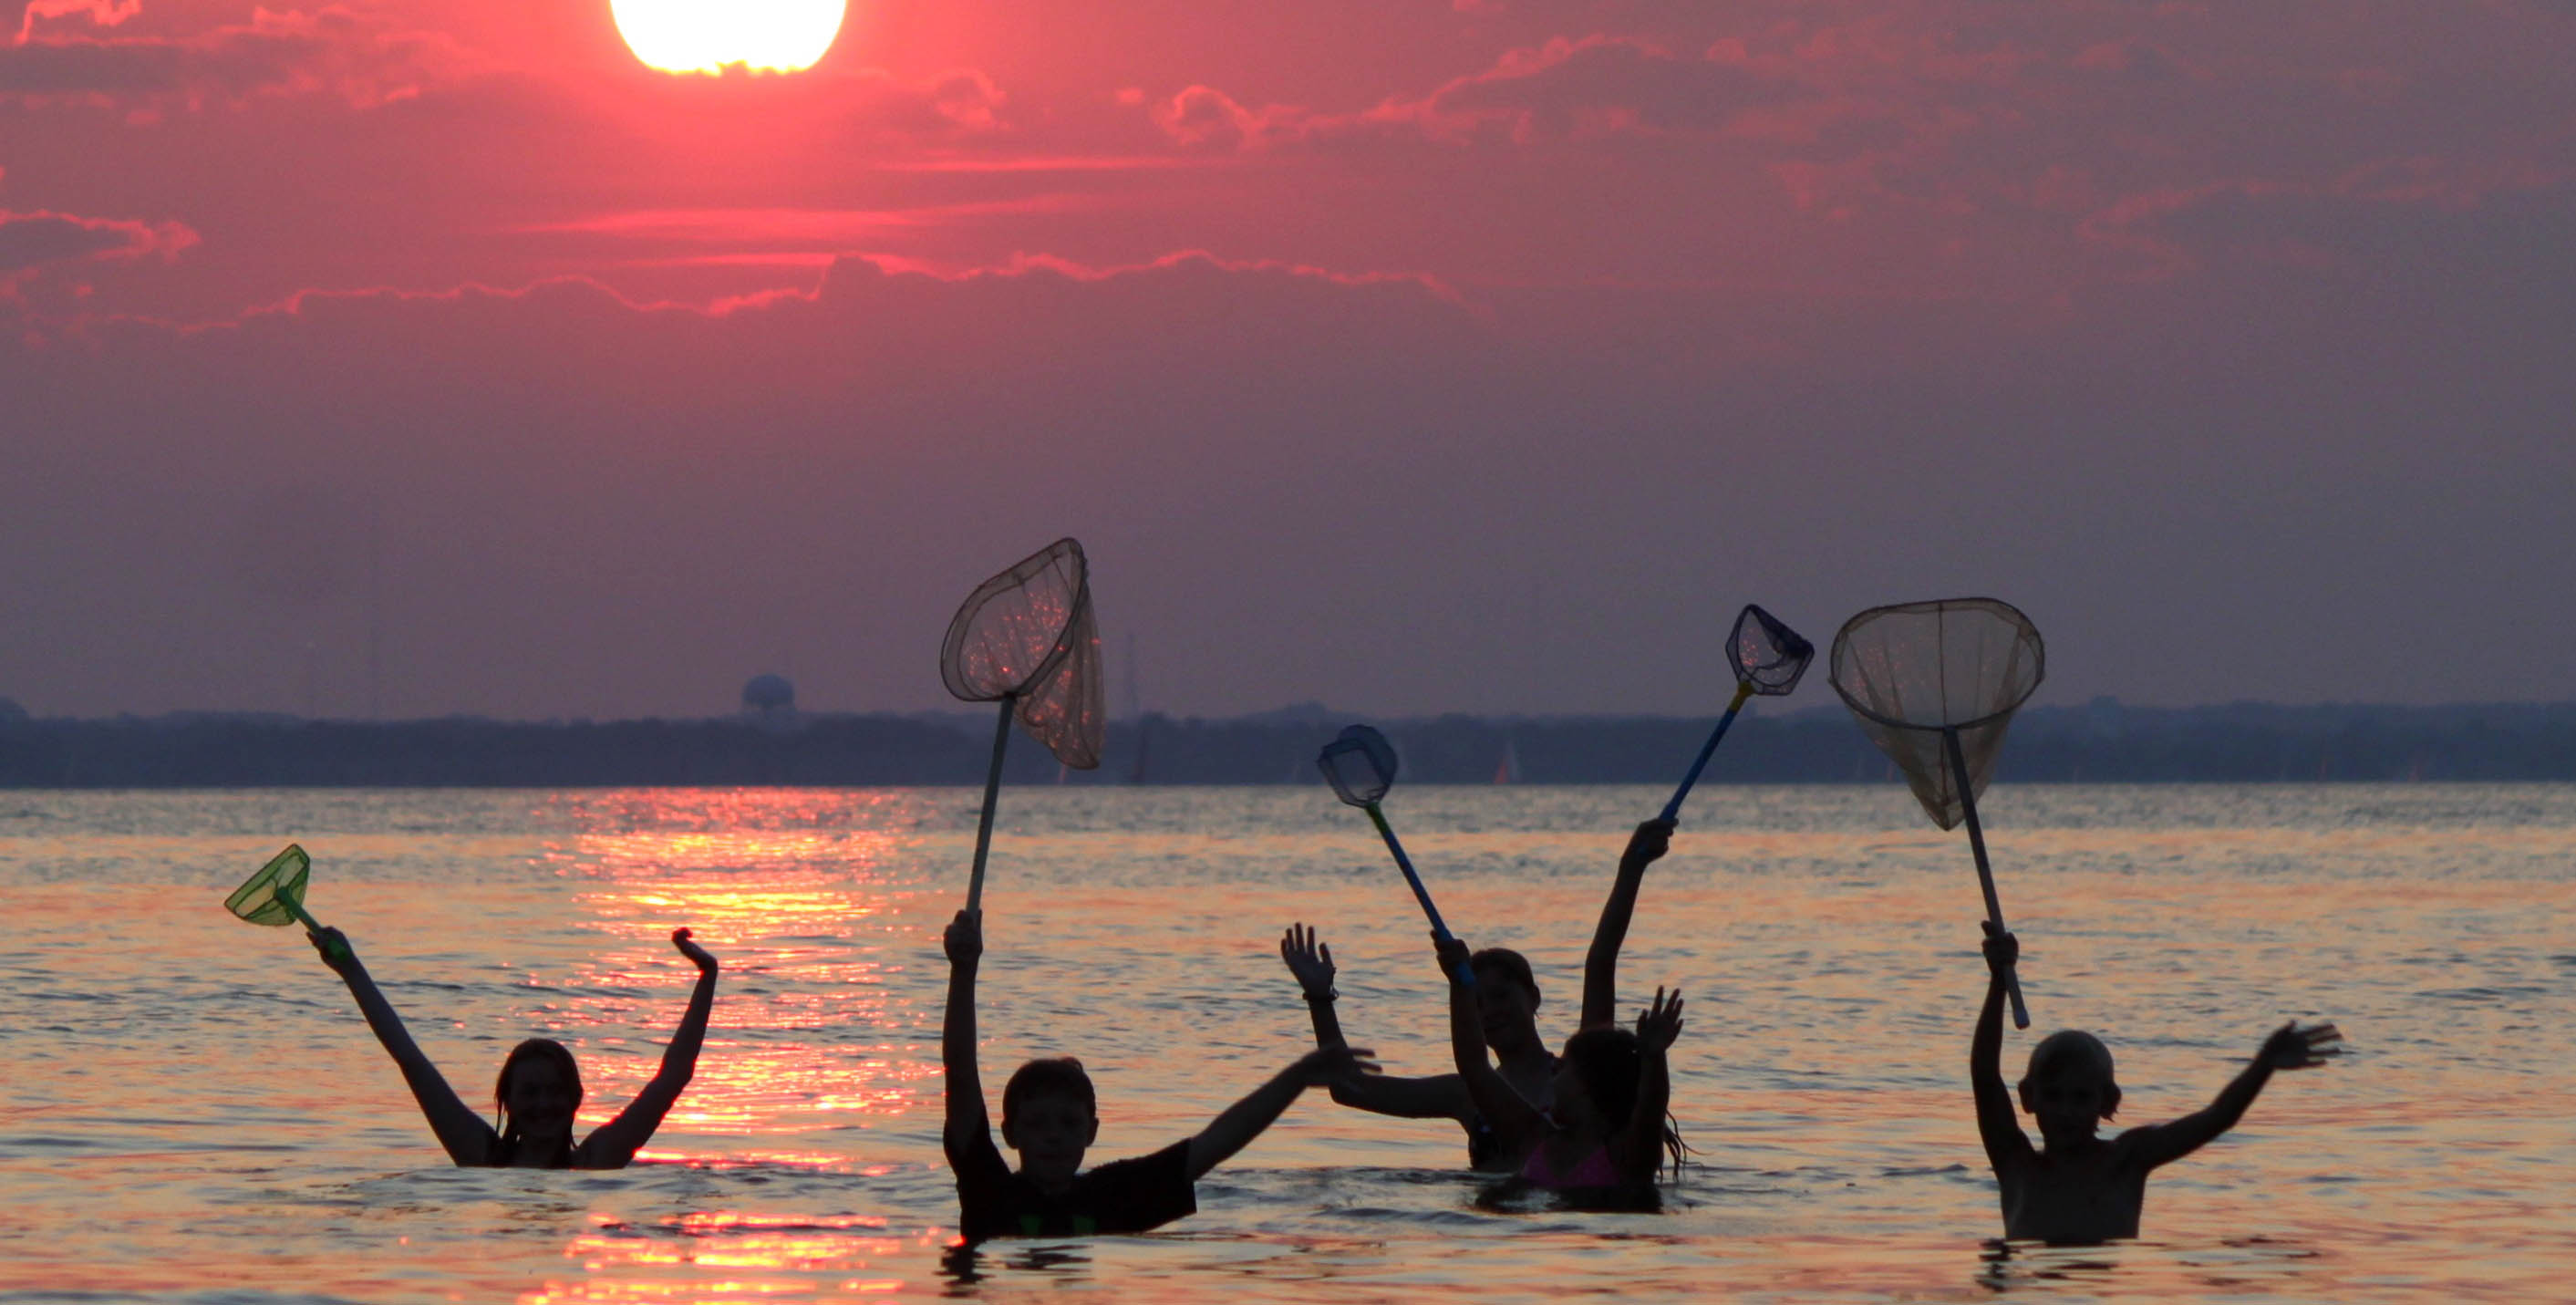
<box><xmin>1433</xmin><ymin>935</ymin><xmax>1472</xmax><ymax>984</ymax></box>
<box><xmin>2257</xmin><ymin>1020</ymin><xmax>2342</xmax><ymax>1070</ymax></box>
<box><xmin>944</xmin><ymin>910</ymin><xmax>983</xmax><ymax>966</ymax></box>
<box><xmin>305</xmin><ymin>925</ymin><xmax>358</xmax><ymax>975</ymax></box>
<box><xmin>1296</xmin><ymin>1044</ymin><xmax>1381</xmax><ymax>1087</ymax></box>
<box><xmin>1622</xmin><ymin>818</ymin><xmax>1675</xmax><ymax>869</ymax></box>
<box><xmin>1981</xmin><ymin>920</ymin><xmax>2019</xmax><ymax>975</ymax></box>
<box><xmin>1636</xmin><ymin>986</ymin><xmax>1685</xmax><ymax>1052</ymax></box>
<box><xmin>671</xmin><ymin>927</ymin><xmax>719</xmax><ymax>975</ymax></box>
<box><xmin>1280</xmin><ymin>923</ymin><xmax>1337</xmax><ymax>999</ymax></box>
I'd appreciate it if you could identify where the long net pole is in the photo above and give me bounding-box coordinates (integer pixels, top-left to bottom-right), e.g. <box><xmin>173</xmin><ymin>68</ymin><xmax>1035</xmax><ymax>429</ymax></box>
<box><xmin>1660</xmin><ymin>679</ymin><xmax>1756</xmax><ymax>823</ymax></box>
<box><xmin>1364</xmin><ymin>803</ymin><xmax>1473</xmax><ymax>986</ymax></box>
<box><xmin>965</xmin><ymin>696</ymin><xmax>1014</xmax><ymax>913</ymax></box>
<box><xmin>1945</xmin><ymin>725</ymin><xmax>2028</xmax><ymax>1029</ymax></box>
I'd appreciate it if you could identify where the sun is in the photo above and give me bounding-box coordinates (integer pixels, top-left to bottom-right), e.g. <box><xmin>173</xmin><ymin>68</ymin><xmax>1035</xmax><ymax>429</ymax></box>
<box><xmin>611</xmin><ymin>0</ymin><xmax>846</xmax><ymax>76</ymax></box>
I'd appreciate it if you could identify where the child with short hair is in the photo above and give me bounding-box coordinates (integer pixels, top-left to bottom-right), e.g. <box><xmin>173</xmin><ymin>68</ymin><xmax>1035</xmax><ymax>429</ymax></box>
<box><xmin>941</xmin><ymin>910</ymin><xmax>1377</xmax><ymax>1240</ymax></box>
<box><xmin>1972</xmin><ymin>924</ymin><xmax>2341</xmax><ymax>1244</ymax></box>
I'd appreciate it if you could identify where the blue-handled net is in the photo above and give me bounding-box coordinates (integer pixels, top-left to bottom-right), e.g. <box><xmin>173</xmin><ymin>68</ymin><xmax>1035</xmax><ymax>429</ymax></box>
<box><xmin>1731</xmin><ymin>604</ymin><xmax>1815</xmax><ymax>696</ymax></box>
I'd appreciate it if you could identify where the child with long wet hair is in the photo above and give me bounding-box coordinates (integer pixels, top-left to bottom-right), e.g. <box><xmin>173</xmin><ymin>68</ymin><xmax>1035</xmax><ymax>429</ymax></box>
<box><xmin>1435</xmin><ymin>935</ymin><xmax>1683</xmax><ymax>1199</ymax></box>
<box><xmin>1277</xmin><ymin>818</ymin><xmax>1677</xmax><ymax>1170</ymax></box>
<box><xmin>1971</xmin><ymin>925</ymin><xmax>2340</xmax><ymax>1243</ymax></box>
<box><xmin>306</xmin><ymin>925</ymin><xmax>719</xmax><ymax>1168</ymax></box>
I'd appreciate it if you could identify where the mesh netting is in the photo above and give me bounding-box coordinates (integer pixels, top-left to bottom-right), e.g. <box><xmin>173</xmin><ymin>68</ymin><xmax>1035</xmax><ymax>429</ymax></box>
<box><xmin>1829</xmin><ymin>598</ymin><xmax>2044</xmax><ymax>831</ymax></box>
<box><xmin>225</xmin><ymin>844</ymin><xmax>311</xmax><ymax>926</ymax></box>
<box><xmin>1731</xmin><ymin>604</ymin><xmax>1815</xmax><ymax>696</ymax></box>
<box><xmin>940</xmin><ymin>538</ymin><xmax>1105</xmax><ymax>770</ymax></box>
<box><xmin>1014</xmin><ymin>589</ymin><xmax>1102</xmax><ymax>770</ymax></box>
<box><xmin>1318</xmin><ymin>725</ymin><xmax>1399</xmax><ymax>806</ymax></box>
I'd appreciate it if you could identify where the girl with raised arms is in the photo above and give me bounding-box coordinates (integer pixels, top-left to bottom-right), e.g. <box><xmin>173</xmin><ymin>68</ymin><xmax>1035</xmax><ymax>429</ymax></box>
<box><xmin>305</xmin><ymin>924</ymin><xmax>719</xmax><ymax>1168</ymax></box>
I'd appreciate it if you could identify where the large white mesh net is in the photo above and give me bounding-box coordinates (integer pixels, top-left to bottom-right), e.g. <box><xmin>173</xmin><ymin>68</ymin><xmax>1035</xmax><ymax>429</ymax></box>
<box><xmin>1829</xmin><ymin>598</ymin><xmax>2044</xmax><ymax>830</ymax></box>
<box><xmin>939</xmin><ymin>538</ymin><xmax>1105</xmax><ymax>770</ymax></box>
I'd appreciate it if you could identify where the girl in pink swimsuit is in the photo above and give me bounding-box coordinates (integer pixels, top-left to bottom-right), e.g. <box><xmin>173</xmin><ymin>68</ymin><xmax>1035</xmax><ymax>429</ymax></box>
<box><xmin>1438</xmin><ymin>936</ymin><xmax>1684</xmax><ymax>1196</ymax></box>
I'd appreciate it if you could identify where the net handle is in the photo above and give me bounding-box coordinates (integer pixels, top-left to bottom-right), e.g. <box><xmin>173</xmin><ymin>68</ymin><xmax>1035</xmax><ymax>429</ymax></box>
<box><xmin>965</xmin><ymin>696</ymin><xmax>1014</xmax><ymax>913</ymax></box>
<box><xmin>1659</xmin><ymin>679</ymin><xmax>1755</xmax><ymax>824</ymax></box>
<box><xmin>1946</xmin><ymin>726</ymin><xmax>2028</xmax><ymax>1030</ymax></box>
<box><xmin>284</xmin><ymin>895</ymin><xmax>350</xmax><ymax>964</ymax></box>
<box><xmin>1362</xmin><ymin>803</ymin><xmax>1474</xmax><ymax>988</ymax></box>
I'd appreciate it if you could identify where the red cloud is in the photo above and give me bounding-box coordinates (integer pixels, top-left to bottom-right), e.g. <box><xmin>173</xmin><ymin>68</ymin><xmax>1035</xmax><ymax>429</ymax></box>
<box><xmin>0</xmin><ymin>5</ymin><xmax>472</xmax><ymax>110</ymax></box>
<box><xmin>1154</xmin><ymin>36</ymin><xmax>1798</xmax><ymax>151</ymax></box>
<box><xmin>14</xmin><ymin>0</ymin><xmax>140</xmax><ymax>42</ymax></box>
<box><xmin>0</xmin><ymin>207</ymin><xmax>194</xmax><ymax>275</ymax></box>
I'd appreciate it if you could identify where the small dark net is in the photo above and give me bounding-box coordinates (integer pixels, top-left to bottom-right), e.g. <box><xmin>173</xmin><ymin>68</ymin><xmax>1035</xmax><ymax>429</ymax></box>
<box><xmin>1318</xmin><ymin>725</ymin><xmax>1399</xmax><ymax>806</ymax></box>
<box><xmin>1730</xmin><ymin>604</ymin><xmax>1815</xmax><ymax>697</ymax></box>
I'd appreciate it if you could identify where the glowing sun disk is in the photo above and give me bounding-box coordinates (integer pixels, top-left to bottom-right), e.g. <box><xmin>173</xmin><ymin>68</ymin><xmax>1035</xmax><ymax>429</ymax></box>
<box><xmin>611</xmin><ymin>0</ymin><xmax>845</xmax><ymax>75</ymax></box>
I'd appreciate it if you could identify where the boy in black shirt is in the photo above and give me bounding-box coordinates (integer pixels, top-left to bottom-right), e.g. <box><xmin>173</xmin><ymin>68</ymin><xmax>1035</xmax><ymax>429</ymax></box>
<box><xmin>942</xmin><ymin>909</ymin><xmax>1376</xmax><ymax>1240</ymax></box>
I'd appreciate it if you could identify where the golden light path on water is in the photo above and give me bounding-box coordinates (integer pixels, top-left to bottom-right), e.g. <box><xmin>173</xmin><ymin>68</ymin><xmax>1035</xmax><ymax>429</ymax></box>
<box><xmin>1</xmin><ymin>783</ymin><xmax>2572</xmax><ymax>1302</ymax></box>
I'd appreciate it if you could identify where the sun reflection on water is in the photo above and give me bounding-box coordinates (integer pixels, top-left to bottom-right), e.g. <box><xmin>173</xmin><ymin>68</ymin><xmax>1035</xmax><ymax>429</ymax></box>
<box><xmin>7</xmin><ymin>784</ymin><xmax>2576</xmax><ymax>1302</ymax></box>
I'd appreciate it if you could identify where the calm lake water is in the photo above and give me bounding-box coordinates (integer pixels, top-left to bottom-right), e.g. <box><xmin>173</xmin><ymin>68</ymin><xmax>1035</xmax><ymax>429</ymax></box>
<box><xmin>3</xmin><ymin>783</ymin><xmax>2571</xmax><ymax>1302</ymax></box>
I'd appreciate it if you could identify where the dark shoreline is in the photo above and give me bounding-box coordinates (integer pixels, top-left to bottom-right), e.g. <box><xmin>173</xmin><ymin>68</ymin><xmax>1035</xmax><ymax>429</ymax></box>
<box><xmin>5</xmin><ymin>701</ymin><xmax>2574</xmax><ymax>788</ymax></box>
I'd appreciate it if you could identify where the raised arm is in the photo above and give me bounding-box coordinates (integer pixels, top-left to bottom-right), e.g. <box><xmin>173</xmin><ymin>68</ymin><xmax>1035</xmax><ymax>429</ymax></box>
<box><xmin>308</xmin><ymin>926</ymin><xmax>499</xmax><ymax>1166</ymax></box>
<box><xmin>1440</xmin><ymin>936</ymin><xmax>1546</xmax><ymax>1149</ymax></box>
<box><xmin>1614</xmin><ymin>988</ymin><xmax>1682</xmax><ymax>1181</ymax></box>
<box><xmin>1185</xmin><ymin>1045</ymin><xmax>1379</xmax><ymax>1179</ymax></box>
<box><xmin>1281</xmin><ymin>923</ymin><xmax>1350</xmax><ymax>1050</ymax></box>
<box><xmin>1281</xmin><ymin>923</ymin><xmax>1477</xmax><ymax>1120</ymax></box>
<box><xmin>1971</xmin><ymin>924</ymin><xmax>2033</xmax><ymax>1171</ymax></box>
<box><xmin>2122</xmin><ymin>1021</ymin><xmax>2341</xmax><ymax>1170</ymax></box>
<box><xmin>941</xmin><ymin>910</ymin><xmax>989</xmax><ymax>1155</ymax></box>
<box><xmin>1581</xmin><ymin>819</ymin><xmax>1671</xmax><ymax>1031</ymax></box>
<box><xmin>578</xmin><ymin>929</ymin><xmax>721</xmax><ymax>1167</ymax></box>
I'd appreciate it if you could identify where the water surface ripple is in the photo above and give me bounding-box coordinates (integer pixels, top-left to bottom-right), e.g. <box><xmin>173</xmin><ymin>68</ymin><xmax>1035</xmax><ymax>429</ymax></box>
<box><xmin>3</xmin><ymin>783</ymin><xmax>2571</xmax><ymax>1301</ymax></box>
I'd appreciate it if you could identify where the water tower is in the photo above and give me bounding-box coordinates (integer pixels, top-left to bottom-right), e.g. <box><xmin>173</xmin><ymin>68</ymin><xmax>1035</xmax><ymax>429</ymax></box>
<box><xmin>740</xmin><ymin>674</ymin><xmax>797</xmax><ymax>731</ymax></box>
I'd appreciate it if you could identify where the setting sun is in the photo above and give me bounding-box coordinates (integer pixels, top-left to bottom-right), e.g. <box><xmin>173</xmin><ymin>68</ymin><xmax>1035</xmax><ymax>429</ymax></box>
<box><xmin>610</xmin><ymin>0</ymin><xmax>845</xmax><ymax>75</ymax></box>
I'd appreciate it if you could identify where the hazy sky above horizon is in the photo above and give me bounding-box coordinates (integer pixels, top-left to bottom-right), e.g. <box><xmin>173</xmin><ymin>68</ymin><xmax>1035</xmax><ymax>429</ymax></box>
<box><xmin>4</xmin><ymin>0</ymin><xmax>2570</xmax><ymax>720</ymax></box>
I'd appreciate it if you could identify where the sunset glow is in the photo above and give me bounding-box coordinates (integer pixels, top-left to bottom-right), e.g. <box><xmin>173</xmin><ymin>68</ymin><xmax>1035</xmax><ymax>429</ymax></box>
<box><xmin>7</xmin><ymin>0</ymin><xmax>2575</xmax><ymax>719</ymax></box>
<box><xmin>610</xmin><ymin>0</ymin><xmax>845</xmax><ymax>75</ymax></box>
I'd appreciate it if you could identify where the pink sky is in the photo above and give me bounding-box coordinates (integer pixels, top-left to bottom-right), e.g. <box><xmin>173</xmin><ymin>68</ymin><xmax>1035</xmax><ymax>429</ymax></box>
<box><xmin>4</xmin><ymin>0</ymin><xmax>2571</xmax><ymax>720</ymax></box>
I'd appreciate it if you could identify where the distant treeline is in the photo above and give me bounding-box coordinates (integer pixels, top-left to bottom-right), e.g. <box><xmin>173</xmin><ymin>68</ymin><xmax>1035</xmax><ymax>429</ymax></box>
<box><xmin>4</xmin><ymin>699</ymin><xmax>2575</xmax><ymax>788</ymax></box>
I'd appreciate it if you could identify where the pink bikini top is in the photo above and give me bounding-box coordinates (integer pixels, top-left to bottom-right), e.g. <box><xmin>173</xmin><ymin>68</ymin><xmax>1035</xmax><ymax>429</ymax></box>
<box><xmin>1518</xmin><ymin>1140</ymin><xmax>1619</xmax><ymax>1189</ymax></box>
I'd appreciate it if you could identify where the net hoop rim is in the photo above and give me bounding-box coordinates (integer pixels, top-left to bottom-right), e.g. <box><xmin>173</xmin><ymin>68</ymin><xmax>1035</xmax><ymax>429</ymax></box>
<box><xmin>938</xmin><ymin>537</ymin><xmax>1091</xmax><ymax>705</ymax></box>
<box><xmin>1826</xmin><ymin>596</ymin><xmax>2045</xmax><ymax>733</ymax></box>
<box><xmin>1731</xmin><ymin>602</ymin><xmax>1816</xmax><ymax>698</ymax></box>
<box><xmin>1318</xmin><ymin>723</ymin><xmax>1399</xmax><ymax>807</ymax></box>
<box><xmin>224</xmin><ymin>843</ymin><xmax>311</xmax><ymax>924</ymax></box>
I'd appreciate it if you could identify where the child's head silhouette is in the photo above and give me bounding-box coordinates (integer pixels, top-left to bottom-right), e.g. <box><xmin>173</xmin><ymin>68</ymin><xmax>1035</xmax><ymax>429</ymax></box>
<box><xmin>1554</xmin><ymin>1025</ymin><xmax>1644</xmax><ymax>1133</ymax></box>
<box><xmin>1469</xmin><ymin>947</ymin><xmax>1544</xmax><ymax>1054</ymax></box>
<box><xmin>496</xmin><ymin>1038</ymin><xmax>585</xmax><ymax>1144</ymax></box>
<box><xmin>2019</xmin><ymin>1029</ymin><xmax>2122</xmax><ymax>1135</ymax></box>
<box><xmin>1000</xmin><ymin>1057</ymin><xmax>1100</xmax><ymax>1182</ymax></box>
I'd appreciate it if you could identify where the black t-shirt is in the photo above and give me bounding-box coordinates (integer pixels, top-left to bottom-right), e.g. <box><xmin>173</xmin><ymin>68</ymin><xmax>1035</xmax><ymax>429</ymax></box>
<box><xmin>947</xmin><ymin>1120</ymin><xmax>1197</xmax><ymax>1241</ymax></box>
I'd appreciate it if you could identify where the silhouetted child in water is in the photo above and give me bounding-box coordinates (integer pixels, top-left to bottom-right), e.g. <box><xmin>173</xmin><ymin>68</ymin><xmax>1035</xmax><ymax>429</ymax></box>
<box><xmin>306</xmin><ymin>925</ymin><xmax>719</xmax><ymax>1168</ymax></box>
<box><xmin>942</xmin><ymin>910</ymin><xmax>1377</xmax><ymax>1240</ymax></box>
<box><xmin>1278</xmin><ymin>818</ymin><xmax>1674</xmax><ymax>1170</ymax></box>
<box><xmin>1436</xmin><ymin>934</ymin><xmax>1681</xmax><ymax>1200</ymax></box>
<box><xmin>1972</xmin><ymin>924</ymin><xmax>2341</xmax><ymax>1243</ymax></box>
